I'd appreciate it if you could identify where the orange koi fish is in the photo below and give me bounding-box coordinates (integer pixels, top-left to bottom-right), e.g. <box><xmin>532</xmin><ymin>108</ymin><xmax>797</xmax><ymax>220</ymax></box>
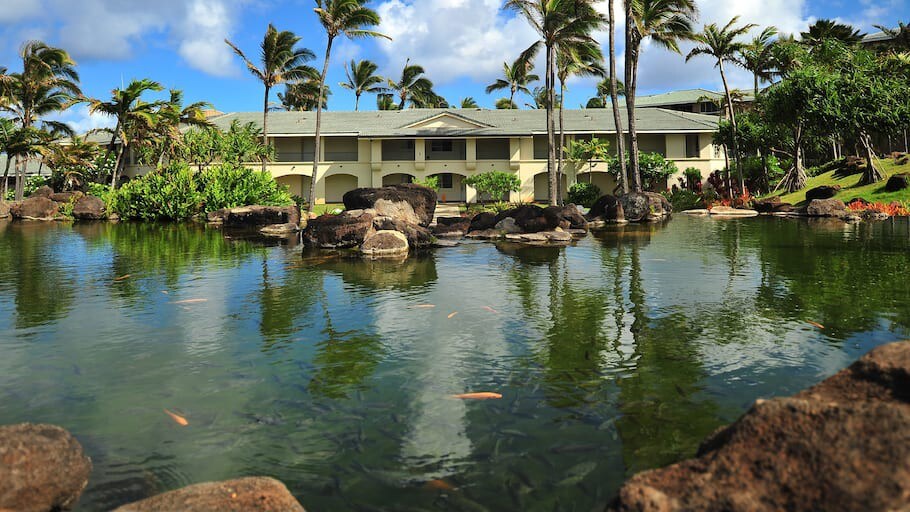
<box><xmin>448</xmin><ymin>312</ymin><xmax>458</xmax><ymax>319</ymax></box>
<box><xmin>425</xmin><ymin>479</ymin><xmax>457</xmax><ymax>492</ymax></box>
<box><xmin>114</xmin><ymin>274</ymin><xmax>132</xmax><ymax>282</ymax></box>
<box><xmin>482</xmin><ymin>306</ymin><xmax>499</xmax><ymax>314</ymax></box>
<box><xmin>171</xmin><ymin>299</ymin><xmax>208</xmax><ymax>305</ymax></box>
<box><xmin>413</xmin><ymin>304</ymin><xmax>436</xmax><ymax>309</ymax></box>
<box><xmin>807</xmin><ymin>321</ymin><xmax>825</xmax><ymax>330</ymax></box>
<box><xmin>452</xmin><ymin>392</ymin><xmax>502</xmax><ymax>400</ymax></box>
<box><xmin>163</xmin><ymin>408</ymin><xmax>189</xmax><ymax>426</ymax></box>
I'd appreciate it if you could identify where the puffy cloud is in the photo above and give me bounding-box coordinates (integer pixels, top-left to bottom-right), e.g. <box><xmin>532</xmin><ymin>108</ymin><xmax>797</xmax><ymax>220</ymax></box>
<box><xmin>0</xmin><ymin>0</ymin><xmax>42</xmax><ymax>23</ymax></box>
<box><xmin>51</xmin><ymin>105</ymin><xmax>116</xmax><ymax>134</ymax></box>
<box><xmin>177</xmin><ymin>0</ymin><xmax>240</xmax><ymax>77</ymax></box>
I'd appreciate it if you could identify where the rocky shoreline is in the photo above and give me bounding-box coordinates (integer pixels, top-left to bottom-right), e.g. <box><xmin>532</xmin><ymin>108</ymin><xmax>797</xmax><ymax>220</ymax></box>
<box><xmin>2</xmin><ymin>341</ymin><xmax>907</xmax><ymax>511</ymax></box>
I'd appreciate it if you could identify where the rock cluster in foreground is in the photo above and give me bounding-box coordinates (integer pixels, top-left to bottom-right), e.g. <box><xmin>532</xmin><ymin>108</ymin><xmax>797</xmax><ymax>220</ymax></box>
<box><xmin>608</xmin><ymin>340</ymin><xmax>910</xmax><ymax>512</ymax></box>
<box><xmin>113</xmin><ymin>477</ymin><xmax>305</xmax><ymax>512</ymax></box>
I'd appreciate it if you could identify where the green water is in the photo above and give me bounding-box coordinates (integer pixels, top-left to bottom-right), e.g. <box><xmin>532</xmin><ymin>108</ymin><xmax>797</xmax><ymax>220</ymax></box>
<box><xmin>1</xmin><ymin>217</ymin><xmax>908</xmax><ymax>511</ymax></box>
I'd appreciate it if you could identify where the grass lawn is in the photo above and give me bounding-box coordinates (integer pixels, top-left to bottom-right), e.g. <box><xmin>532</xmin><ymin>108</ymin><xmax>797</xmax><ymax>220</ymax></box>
<box><xmin>765</xmin><ymin>158</ymin><xmax>910</xmax><ymax>206</ymax></box>
<box><xmin>310</xmin><ymin>203</ymin><xmax>344</xmax><ymax>215</ymax></box>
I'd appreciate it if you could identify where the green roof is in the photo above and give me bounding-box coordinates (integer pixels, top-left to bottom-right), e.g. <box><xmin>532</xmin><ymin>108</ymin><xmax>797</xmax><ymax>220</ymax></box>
<box><xmin>205</xmin><ymin>107</ymin><xmax>718</xmax><ymax>138</ymax></box>
<box><xmin>634</xmin><ymin>89</ymin><xmax>725</xmax><ymax>108</ymax></box>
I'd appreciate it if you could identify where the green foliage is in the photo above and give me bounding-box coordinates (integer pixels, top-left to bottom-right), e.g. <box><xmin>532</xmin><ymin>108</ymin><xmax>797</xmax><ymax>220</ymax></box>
<box><xmin>110</xmin><ymin>163</ymin><xmax>202</xmax><ymax>221</ymax></box>
<box><xmin>86</xmin><ymin>182</ymin><xmax>114</xmax><ymax>205</ymax></box>
<box><xmin>610</xmin><ymin>152</ymin><xmax>678</xmax><ymax>191</ymax></box>
<box><xmin>568</xmin><ymin>182</ymin><xmax>601</xmax><ymax>207</ymax></box>
<box><xmin>413</xmin><ymin>175</ymin><xmax>440</xmax><ymax>190</ymax></box>
<box><xmin>178</xmin><ymin>121</ymin><xmax>273</xmax><ymax>170</ymax></box>
<box><xmin>463</xmin><ymin>171</ymin><xmax>521</xmax><ymax>202</ymax></box>
<box><xmin>24</xmin><ymin>176</ymin><xmax>48</xmax><ymax>196</ymax></box>
<box><xmin>683</xmin><ymin>167</ymin><xmax>703</xmax><ymax>188</ymax></box>
<box><xmin>664</xmin><ymin>190</ymin><xmax>705</xmax><ymax>211</ymax></box>
<box><xmin>197</xmin><ymin>163</ymin><xmax>293</xmax><ymax>212</ymax></box>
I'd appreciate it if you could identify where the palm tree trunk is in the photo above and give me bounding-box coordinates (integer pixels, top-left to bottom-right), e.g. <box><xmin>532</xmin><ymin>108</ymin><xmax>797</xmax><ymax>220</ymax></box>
<box><xmin>510</xmin><ymin>88</ymin><xmax>515</xmax><ymax>109</ymax></box>
<box><xmin>111</xmin><ymin>143</ymin><xmax>127</xmax><ymax>189</ymax></box>
<box><xmin>308</xmin><ymin>37</ymin><xmax>334</xmax><ymax>213</ymax></box>
<box><xmin>546</xmin><ymin>44</ymin><xmax>558</xmax><ymax>206</ymax></box>
<box><xmin>557</xmin><ymin>80</ymin><xmax>566</xmax><ymax>206</ymax></box>
<box><xmin>2</xmin><ymin>155</ymin><xmax>11</xmax><ymax>199</ymax></box>
<box><xmin>608</xmin><ymin>0</ymin><xmax>628</xmax><ymax>194</ymax></box>
<box><xmin>262</xmin><ymin>85</ymin><xmax>270</xmax><ymax>173</ymax></box>
<box><xmin>625</xmin><ymin>39</ymin><xmax>642</xmax><ymax>193</ymax></box>
<box><xmin>718</xmin><ymin>60</ymin><xmax>744</xmax><ymax>196</ymax></box>
<box><xmin>858</xmin><ymin>131</ymin><xmax>886</xmax><ymax>185</ymax></box>
<box><xmin>355</xmin><ymin>93</ymin><xmax>361</xmax><ymax>111</ymax></box>
<box><xmin>14</xmin><ymin>156</ymin><xmax>24</xmax><ymax>201</ymax></box>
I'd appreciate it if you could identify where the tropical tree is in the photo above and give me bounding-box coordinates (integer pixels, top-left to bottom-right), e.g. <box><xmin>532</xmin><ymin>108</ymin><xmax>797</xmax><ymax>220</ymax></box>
<box><xmin>226</xmin><ymin>24</ymin><xmax>316</xmax><ymax>171</ymax></box>
<box><xmin>86</xmin><ymin>78</ymin><xmax>164</xmax><ymax>188</ymax></box>
<box><xmin>387</xmin><ymin>59</ymin><xmax>434</xmax><ymax>109</ymax></box>
<box><xmin>557</xmin><ymin>41</ymin><xmax>603</xmax><ymax>200</ymax></box>
<box><xmin>874</xmin><ymin>22</ymin><xmax>910</xmax><ymax>52</ymax></box>
<box><xmin>800</xmin><ymin>19</ymin><xmax>864</xmax><ymax>46</ymax></box>
<box><xmin>2</xmin><ymin>41</ymin><xmax>81</xmax><ymax>200</ymax></box>
<box><xmin>136</xmin><ymin>89</ymin><xmax>212</xmax><ymax>166</ymax></box>
<box><xmin>485</xmin><ymin>56</ymin><xmax>539</xmax><ymax>108</ymax></box>
<box><xmin>625</xmin><ymin>0</ymin><xmax>697</xmax><ymax>192</ymax></box>
<box><xmin>377</xmin><ymin>93</ymin><xmax>397</xmax><ymax>110</ymax></box>
<box><xmin>308</xmin><ymin>0</ymin><xmax>388</xmax><ymax>212</ymax></box>
<box><xmin>739</xmin><ymin>26</ymin><xmax>778</xmax><ymax>96</ymax></box>
<box><xmin>586</xmin><ymin>76</ymin><xmax>625</xmax><ymax>107</ymax></box>
<box><xmin>339</xmin><ymin>59</ymin><xmax>385</xmax><ymax>110</ymax></box>
<box><xmin>687</xmin><ymin>16</ymin><xmax>756</xmax><ymax>196</ymax></box>
<box><xmin>41</xmin><ymin>135</ymin><xmax>100</xmax><ymax>190</ymax></box>
<box><xmin>495</xmin><ymin>98</ymin><xmax>518</xmax><ymax>109</ymax></box>
<box><xmin>506</xmin><ymin>0</ymin><xmax>603</xmax><ymax>205</ymax></box>
<box><xmin>605</xmin><ymin>0</ymin><xmax>628</xmax><ymax>193</ymax></box>
<box><xmin>459</xmin><ymin>97</ymin><xmax>479</xmax><ymax>108</ymax></box>
<box><xmin>279</xmin><ymin>79</ymin><xmax>332</xmax><ymax>111</ymax></box>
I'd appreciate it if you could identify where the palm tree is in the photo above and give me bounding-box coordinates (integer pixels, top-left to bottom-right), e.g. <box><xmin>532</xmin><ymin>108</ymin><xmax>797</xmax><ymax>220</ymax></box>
<box><xmin>339</xmin><ymin>59</ymin><xmax>385</xmax><ymax>110</ymax></box>
<box><xmin>86</xmin><ymin>78</ymin><xmax>164</xmax><ymax>187</ymax></box>
<box><xmin>605</xmin><ymin>0</ymin><xmax>628</xmax><ymax>193</ymax></box>
<box><xmin>586</xmin><ymin>77</ymin><xmax>625</xmax><ymax>107</ymax></box>
<box><xmin>459</xmin><ymin>97</ymin><xmax>479</xmax><ymax>108</ymax></box>
<box><xmin>279</xmin><ymin>79</ymin><xmax>332</xmax><ymax>111</ymax></box>
<box><xmin>506</xmin><ymin>0</ymin><xmax>602</xmax><ymax>205</ymax></box>
<box><xmin>557</xmin><ymin>42</ymin><xmax>603</xmax><ymax>202</ymax></box>
<box><xmin>39</xmin><ymin>135</ymin><xmax>100</xmax><ymax>190</ymax></box>
<box><xmin>485</xmin><ymin>56</ymin><xmax>539</xmax><ymax>108</ymax></box>
<box><xmin>625</xmin><ymin>0</ymin><xmax>697</xmax><ymax>192</ymax></box>
<box><xmin>387</xmin><ymin>59</ymin><xmax>434</xmax><ymax>109</ymax></box>
<box><xmin>226</xmin><ymin>24</ymin><xmax>316</xmax><ymax>171</ymax></box>
<box><xmin>2</xmin><ymin>41</ymin><xmax>81</xmax><ymax>200</ymax></box>
<box><xmin>739</xmin><ymin>26</ymin><xmax>778</xmax><ymax>96</ymax></box>
<box><xmin>377</xmin><ymin>93</ymin><xmax>397</xmax><ymax>110</ymax></box>
<box><xmin>495</xmin><ymin>98</ymin><xmax>518</xmax><ymax>109</ymax></box>
<box><xmin>142</xmin><ymin>89</ymin><xmax>212</xmax><ymax>165</ymax></box>
<box><xmin>308</xmin><ymin>0</ymin><xmax>389</xmax><ymax>213</ymax></box>
<box><xmin>801</xmin><ymin>19</ymin><xmax>864</xmax><ymax>46</ymax></box>
<box><xmin>526</xmin><ymin>86</ymin><xmax>561</xmax><ymax>109</ymax></box>
<box><xmin>687</xmin><ymin>16</ymin><xmax>755</xmax><ymax>196</ymax></box>
<box><xmin>875</xmin><ymin>22</ymin><xmax>910</xmax><ymax>51</ymax></box>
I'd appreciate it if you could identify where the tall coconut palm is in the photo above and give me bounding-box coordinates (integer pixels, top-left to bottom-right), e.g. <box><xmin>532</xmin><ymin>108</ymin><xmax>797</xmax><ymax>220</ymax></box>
<box><xmin>485</xmin><ymin>56</ymin><xmax>540</xmax><ymax>108</ymax></box>
<box><xmin>557</xmin><ymin>42</ymin><xmax>603</xmax><ymax>202</ymax></box>
<box><xmin>495</xmin><ymin>98</ymin><xmax>519</xmax><ymax>109</ymax></box>
<box><xmin>39</xmin><ymin>135</ymin><xmax>100</xmax><ymax>190</ymax></box>
<box><xmin>226</xmin><ymin>25</ymin><xmax>316</xmax><ymax>171</ymax></box>
<box><xmin>279</xmin><ymin>79</ymin><xmax>332</xmax><ymax>111</ymax></box>
<box><xmin>459</xmin><ymin>97</ymin><xmax>479</xmax><ymax>108</ymax></box>
<box><xmin>308</xmin><ymin>0</ymin><xmax>389</xmax><ymax>212</ymax></box>
<box><xmin>339</xmin><ymin>59</ymin><xmax>385</xmax><ymax>110</ymax></box>
<box><xmin>606</xmin><ymin>0</ymin><xmax>628</xmax><ymax>193</ymax></box>
<box><xmin>800</xmin><ymin>19</ymin><xmax>864</xmax><ymax>46</ymax></box>
<box><xmin>687</xmin><ymin>16</ymin><xmax>756</xmax><ymax>196</ymax></box>
<box><xmin>586</xmin><ymin>77</ymin><xmax>625</xmax><ymax>107</ymax></box>
<box><xmin>377</xmin><ymin>93</ymin><xmax>397</xmax><ymax>110</ymax></box>
<box><xmin>506</xmin><ymin>0</ymin><xmax>603</xmax><ymax>205</ymax></box>
<box><xmin>739</xmin><ymin>26</ymin><xmax>778</xmax><ymax>96</ymax></box>
<box><xmin>625</xmin><ymin>0</ymin><xmax>697</xmax><ymax>192</ymax></box>
<box><xmin>143</xmin><ymin>89</ymin><xmax>212</xmax><ymax>165</ymax></box>
<box><xmin>86</xmin><ymin>78</ymin><xmax>164</xmax><ymax>187</ymax></box>
<box><xmin>387</xmin><ymin>60</ymin><xmax>434</xmax><ymax>110</ymax></box>
<box><xmin>2</xmin><ymin>41</ymin><xmax>81</xmax><ymax>200</ymax></box>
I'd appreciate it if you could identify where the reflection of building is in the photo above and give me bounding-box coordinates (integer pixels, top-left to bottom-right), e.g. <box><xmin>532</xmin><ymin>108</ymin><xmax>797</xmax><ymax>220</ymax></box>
<box><xmin>118</xmin><ymin>108</ymin><xmax>723</xmax><ymax>203</ymax></box>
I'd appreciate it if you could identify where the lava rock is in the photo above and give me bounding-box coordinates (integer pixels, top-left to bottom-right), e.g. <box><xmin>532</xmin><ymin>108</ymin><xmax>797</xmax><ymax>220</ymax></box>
<box><xmin>303</xmin><ymin>210</ymin><xmax>374</xmax><ymax>249</ymax></box>
<box><xmin>72</xmin><ymin>195</ymin><xmax>106</xmax><ymax>220</ymax></box>
<box><xmin>805</xmin><ymin>185</ymin><xmax>841</xmax><ymax>201</ymax></box>
<box><xmin>468</xmin><ymin>212</ymin><xmax>497</xmax><ymax>232</ymax></box>
<box><xmin>10</xmin><ymin>196</ymin><xmax>59</xmax><ymax>220</ymax></box>
<box><xmin>259</xmin><ymin>223</ymin><xmax>299</xmax><ymax>236</ymax></box>
<box><xmin>494</xmin><ymin>217</ymin><xmax>522</xmax><ymax>234</ymax></box>
<box><xmin>223</xmin><ymin>205</ymin><xmax>300</xmax><ymax>228</ymax></box>
<box><xmin>619</xmin><ymin>192</ymin><xmax>671</xmax><ymax>223</ymax></box>
<box><xmin>361</xmin><ymin>230</ymin><xmax>409</xmax><ymax>258</ymax></box>
<box><xmin>113</xmin><ymin>477</ymin><xmax>306</xmax><ymax>512</ymax></box>
<box><xmin>49</xmin><ymin>191</ymin><xmax>83</xmax><ymax>204</ymax></box>
<box><xmin>0</xmin><ymin>423</ymin><xmax>92</xmax><ymax>512</ymax></box>
<box><xmin>373</xmin><ymin>216</ymin><xmax>434</xmax><ymax>248</ymax></box>
<box><xmin>0</xmin><ymin>201</ymin><xmax>10</xmax><ymax>219</ymax></box>
<box><xmin>343</xmin><ymin>184</ymin><xmax>437</xmax><ymax>227</ymax></box>
<box><xmin>432</xmin><ymin>216</ymin><xmax>471</xmax><ymax>237</ymax></box>
<box><xmin>494</xmin><ymin>204</ymin><xmax>560</xmax><ymax>233</ymax></box>
<box><xmin>587</xmin><ymin>195</ymin><xmax>625</xmax><ymax>221</ymax></box>
<box><xmin>29</xmin><ymin>185</ymin><xmax>54</xmax><ymax>199</ymax></box>
<box><xmin>544</xmin><ymin>204</ymin><xmax>588</xmax><ymax>230</ymax></box>
<box><xmin>373</xmin><ymin>198</ymin><xmax>421</xmax><ymax>226</ymax></box>
<box><xmin>885</xmin><ymin>173</ymin><xmax>910</xmax><ymax>192</ymax></box>
<box><xmin>505</xmin><ymin>229</ymin><xmax>573</xmax><ymax>245</ymax></box>
<box><xmin>806</xmin><ymin>198</ymin><xmax>846</xmax><ymax>218</ymax></box>
<box><xmin>608</xmin><ymin>340</ymin><xmax>910</xmax><ymax>512</ymax></box>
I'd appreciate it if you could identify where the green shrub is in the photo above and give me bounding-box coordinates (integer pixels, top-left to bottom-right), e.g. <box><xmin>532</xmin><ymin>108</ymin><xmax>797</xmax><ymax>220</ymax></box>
<box><xmin>463</xmin><ymin>171</ymin><xmax>521</xmax><ymax>202</ymax></box>
<box><xmin>86</xmin><ymin>183</ymin><xmax>114</xmax><ymax>205</ymax></box>
<box><xmin>568</xmin><ymin>182</ymin><xmax>601</xmax><ymax>207</ymax></box>
<box><xmin>664</xmin><ymin>190</ymin><xmax>705</xmax><ymax>211</ymax></box>
<box><xmin>683</xmin><ymin>167</ymin><xmax>703</xmax><ymax>190</ymax></box>
<box><xmin>610</xmin><ymin>152</ymin><xmax>678</xmax><ymax>191</ymax></box>
<box><xmin>413</xmin><ymin>175</ymin><xmax>440</xmax><ymax>190</ymax></box>
<box><xmin>196</xmin><ymin>163</ymin><xmax>293</xmax><ymax>212</ymax></box>
<box><xmin>110</xmin><ymin>163</ymin><xmax>203</xmax><ymax>221</ymax></box>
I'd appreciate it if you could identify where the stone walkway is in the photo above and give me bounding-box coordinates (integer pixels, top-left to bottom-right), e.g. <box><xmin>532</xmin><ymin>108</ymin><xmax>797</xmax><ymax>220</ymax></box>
<box><xmin>432</xmin><ymin>203</ymin><xmax>462</xmax><ymax>224</ymax></box>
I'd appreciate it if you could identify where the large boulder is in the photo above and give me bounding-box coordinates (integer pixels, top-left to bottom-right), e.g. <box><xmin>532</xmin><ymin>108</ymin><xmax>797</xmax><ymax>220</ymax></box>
<box><xmin>608</xmin><ymin>340</ymin><xmax>910</xmax><ymax>512</ymax></box>
<box><xmin>753</xmin><ymin>198</ymin><xmax>794</xmax><ymax>214</ymax></box>
<box><xmin>619</xmin><ymin>192</ymin><xmax>671</xmax><ymax>223</ymax></box>
<box><xmin>0</xmin><ymin>200</ymin><xmax>9</xmax><ymax>219</ymax></box>
<box><xmin>373</xmin><ymin>198</ymin><xmax>421</xmax><ymax>226</ymax></box>
<box><xmin>49</xmin><ymin>191</ymin><xmax>83</xmax><ymax>204</ymax></box>
<box><xmin>72</xmin><ymin>195</ymin><xmax>106</xmax><ymax>220</ymax></box>
<box><xmin>544</xmin><ymin>204</ymin><xmax>588</xmax><ymax>231</ymax></box>
<box><xmin>0</xmin><ymin>423</ymin><xmax>92</xmax><ymax>512</ymax></box>
<box><xmin>373</xmin><ymin>216</ymin><xmax>434</xmax><ymax>248</ymax></box>
<box><xmin>302</xmin><ymin>210</ymin><xmax>374</xmax><ymax>249</ymax></box>
<box><xmin>806</xmin><ymin>198</ymin><xmax>846</xmax><ymax>218</ymax></box>
<box><xmin>496</xmin><ymin>205</ymin><xmax>560</xmax><ymax>233</ymax></box>
<box><xmin>361</xmin><ymin>230</ymin><xmax>409</xmax><ymax>258</ymax></box>
<box><xmin>805</xmin><ymin>185</ymin><xmax>841</xmax><ymax>201</ymax></box>
<box><xmin>468</xmin><ymin>212</ymin><xmax>497</xmax><ymax>232</ymax></box>
<box><xmin>223</xmin><ymin>205</ymin><xmax>300</xmax><ymax>228</ymax></box>
<box><xmin>432</xmin><ymin>216</ymin><xmax>471</xmax><ymax>237</ymax></box>
<box><xmin>113</xmin><ymin>477</ymin><xmax>305</xmax><ymax>512</ymax></box>
<box><xmin>29</xmin><ymin>185</ymin><xmax>54</xmax><ymax>199</ymax></box>
<box><xmin>10</xmin><ymin>196</ymin><xmax>59</xmax><ymax>221</ymax></box>
<box><xmin>343</xmin><ymin>184</ymin><xmax>437</xmax><ymax>227</ymax></box>
<box><xmin>587</xmin><ymin>195</ymin><xmax>624</xmax><ymax>221</ymax></box>
<box><xmin>885</xmin><ymin>173</ymin><xmax>910</xmax><ymax>192</ymax></box>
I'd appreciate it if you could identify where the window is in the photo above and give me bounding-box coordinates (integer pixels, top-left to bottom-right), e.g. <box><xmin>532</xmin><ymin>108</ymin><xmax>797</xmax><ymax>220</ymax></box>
<box><xmin>686</xmin><ymin>134</ymin><xmax>700</xmax><ymax>158</ymax></box>
<box><xmin>438</xmin><ymin>173</ymin><xmax>454</xmax><ymax>189</ymax></box>
<box><xmin>381</xmin><ymin>140</ymin><xmax>416</xmax><ymax>161</ymax></box>
<box><xmin>533</xmin><ymin>136</ymin><xmax>548</xmax><ymax>160</ymax></box>
<box><xmin>325</xmin><ymin>137</ymin><xmax>358</xmax><ymax>161</ymax></box>
<box><xmin>476</xmin><ymin>138</ymin><xmax>510</xmax><ymax>160</ymax></box>
<box><xmin>431</xmin><ymin>140</ymin><xmax>453</xmax><ymax>152</ymax></box>
<box><xmin>700</xmin><ymin>102</ymin><xmax>720</xmax><ymax>114</ymax></box>
<box><xmin>426</xmin><ymin>139</ymin><xmax>466</xmax><ymax>160</ymax></box>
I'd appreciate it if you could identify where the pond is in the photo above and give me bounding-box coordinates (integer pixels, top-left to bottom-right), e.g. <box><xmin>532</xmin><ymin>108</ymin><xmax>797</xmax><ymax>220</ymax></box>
<box><xmin>1</xmin><ymin>216</ymin><xmax>908</xmax><ymax>511</ymax></box>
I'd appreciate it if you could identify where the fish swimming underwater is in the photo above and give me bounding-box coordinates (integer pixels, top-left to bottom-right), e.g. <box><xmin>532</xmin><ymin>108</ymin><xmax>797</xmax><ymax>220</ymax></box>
<box><xmin>163</xmin><ymin>409</ymin><xmax>189</xmax><ymax>426</ymax></box>
<box><xmin>452</xmin><ymin>392</ymin><xmax>502</xmax><ymax>400</ymax></box>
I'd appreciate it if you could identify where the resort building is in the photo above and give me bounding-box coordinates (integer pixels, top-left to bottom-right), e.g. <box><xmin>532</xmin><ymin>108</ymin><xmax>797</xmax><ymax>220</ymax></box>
<box><xmin>123</xmin><ymin>108</ymin><xmax>722</xmax><ymax>204</ymax></box>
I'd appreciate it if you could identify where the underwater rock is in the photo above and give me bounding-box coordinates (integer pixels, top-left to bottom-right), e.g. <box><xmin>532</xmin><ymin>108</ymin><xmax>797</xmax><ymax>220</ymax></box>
<box><xmin>608</xmin><ymin>340</ymin><xmax>910</xmax><ymax>512</ymax></box>
<box><xmin>0</xmin><ymin>423</ymin><xmax>92</xmax><ymax>512</ymax></box>
<box><xmin>113</xmin><ymin>477</ymin><xmax>305</xmax><ymax>512</ymax></box>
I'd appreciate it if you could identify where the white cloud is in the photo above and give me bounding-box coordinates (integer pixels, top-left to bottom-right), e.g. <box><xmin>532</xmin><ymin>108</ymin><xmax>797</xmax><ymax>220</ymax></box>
<box><xmin>0</xmin><ymin>0</ymin><xmax>246</xmax><ymax>76</ymax></box>
<box><xmin>52</xmin><ymin>105</ymin><xmax>116</xmax><ymax>134</ymax></box>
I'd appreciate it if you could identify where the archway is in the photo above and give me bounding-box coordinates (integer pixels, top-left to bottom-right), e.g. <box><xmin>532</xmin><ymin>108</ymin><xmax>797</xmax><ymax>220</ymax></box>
<box><xmin>276</xmin><ymin>175</ymin><xmax>312</xmax><ymax>201</ymax></box>
<box><xmin>533</xmin><ymin>172</ymin><xmax>568</xmax><ymax>202</ymax></box>
<box><xmin>382</xmin><ymin>173</ymin><xmax>415</xmax><ymax>186</ymax></box>
<box><xmin>324</xmin><ymin>174</ymin><xmax>358</xmax><ymax>203</ymax></box>
<box><xmin>429</xmin><ymin>172</ymin><xmax>467</xmax><ymax>203</ymax></box>
<box><xmin>576</xmin><ymin>172</ymin><xmax>618</xmax><ymax>197</ymax></box>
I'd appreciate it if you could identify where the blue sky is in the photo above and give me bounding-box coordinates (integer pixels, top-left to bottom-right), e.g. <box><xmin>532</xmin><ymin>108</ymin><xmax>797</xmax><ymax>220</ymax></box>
<box><xmin>0</xmin><ymin>0</ymin><xmax>905</xmax><ymax>132</ymax></box>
